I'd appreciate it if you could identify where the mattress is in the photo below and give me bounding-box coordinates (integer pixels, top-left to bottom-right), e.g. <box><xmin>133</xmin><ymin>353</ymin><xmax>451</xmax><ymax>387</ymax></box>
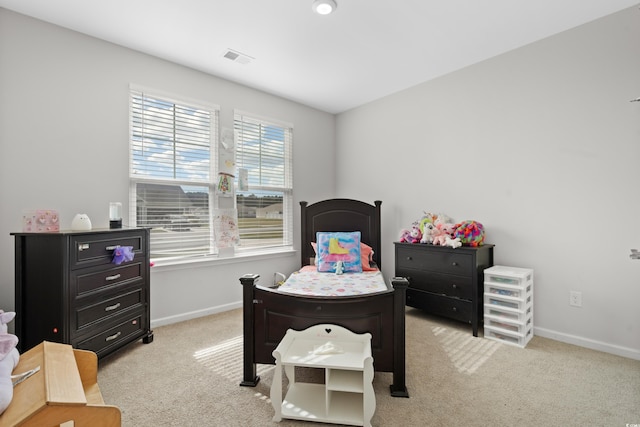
<box><xmin>277</xmin><ymin>266</ymin><xmax>388</xmax><ymax>297</ymax></box>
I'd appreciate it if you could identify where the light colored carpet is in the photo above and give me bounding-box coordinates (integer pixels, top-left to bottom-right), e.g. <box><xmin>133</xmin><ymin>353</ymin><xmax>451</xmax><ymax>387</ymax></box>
<box><xmin>98</xmin><ymin>308</ymin><xmax>640</xmax><ymax>426</ymax></box>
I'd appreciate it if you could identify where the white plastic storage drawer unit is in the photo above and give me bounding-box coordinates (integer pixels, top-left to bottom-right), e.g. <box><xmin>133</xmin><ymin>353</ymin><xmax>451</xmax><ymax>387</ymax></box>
<box><xmin>483</xmin><ymin>265</ymin><xmax>533</xmax><ymax>348</ymax></box>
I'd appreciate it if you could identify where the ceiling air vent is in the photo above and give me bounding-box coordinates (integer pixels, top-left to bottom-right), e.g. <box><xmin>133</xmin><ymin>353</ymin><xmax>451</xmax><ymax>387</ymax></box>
<box><xmin>222</xmin><ymin>49</ymin><xmax>253</xmax><ymax>65</ymax></box>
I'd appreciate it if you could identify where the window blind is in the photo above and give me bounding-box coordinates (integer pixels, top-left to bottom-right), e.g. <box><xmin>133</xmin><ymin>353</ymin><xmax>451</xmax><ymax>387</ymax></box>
<box><xmin>234</xmin><ymin>112</ymin><xmax>293</xmax><ymax>249</ymax></box>
<box><xmin>130</xmin><ymin>89</ymin><xmax>219</xmax><ymax>260</ymax></box>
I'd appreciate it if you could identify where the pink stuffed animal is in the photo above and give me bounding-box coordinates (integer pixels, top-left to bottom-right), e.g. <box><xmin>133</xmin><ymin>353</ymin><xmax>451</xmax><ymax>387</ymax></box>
<box><xmin>432</xmin><ymin>222</ymin><xmax>456</xmax><ymax>246</ymax></box>
<box><xmin>399</xmin><ymin>222</ymin><xmax>423</xmax><ymax>244</ymax></box>
<box><xmin>0</xmin><ymin>310</ymin><xmax>19</xmax><ymax>414</ymax></box>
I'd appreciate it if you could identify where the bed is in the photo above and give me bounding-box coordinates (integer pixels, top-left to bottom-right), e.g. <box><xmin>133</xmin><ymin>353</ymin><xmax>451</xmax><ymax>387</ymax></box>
<box><xmin>239</xmin><ymin>198</ymin><xmax>409</xmax><ymax>397</ymax></box>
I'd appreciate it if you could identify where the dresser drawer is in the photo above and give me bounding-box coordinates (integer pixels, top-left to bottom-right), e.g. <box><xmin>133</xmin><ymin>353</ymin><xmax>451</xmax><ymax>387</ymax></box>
<box><xmin>406</xmin><ymin>289</ymin><xmax>472</xmax><ymax>323</ymax></box>
<box><xmin>404</xmin><ymin>270</ymin><xmax>472</xmax><ymax>300</ymax></box>
<box><xmin>72</xmin><ymin>262</ymin><xmax>144</xmax><ymax>297</ymax></box>
<box><xmin>75</xmin><ymin>313</ymin><xmax>145</xmax><ymax>356</ymax></box>
<box><xmin>70</xmin><ymin>231</ymin><xmax>145</xmax><ymax>269</ymax></box>
<box><xmin>396</xmin><ymin>245</ymin><xmax>473</xmax><ymax>276</ymax></box>
<box><xmin>75</xmin><ymin>288</ymin><xmax>144</xmax><ymax>330</ymax></box>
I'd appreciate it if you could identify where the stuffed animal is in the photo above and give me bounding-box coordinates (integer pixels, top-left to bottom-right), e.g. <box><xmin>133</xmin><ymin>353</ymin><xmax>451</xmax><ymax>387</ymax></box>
<box><xmin>432</xmin><ymin>222</ymin><xmax>456</xmax><ymax>246</ymax></box>
<box><xmin>445</xmin><ymin>235</ymin><xmax>462</xmax><ymax>248</ymax></box>
<box><xmin>418</xmin><ymin>212</ymin><xmax>437</xmax><ymax>236</ymax></box>
<box><xmin>112</xmin><ymin>245</ymin><xmax>134</xmax><ymax>265</ymax></box>
<box><xmin>419</xmin><ymin>212</ymin><xmax>452</xmax><ymax>231</ymax></box>
<box><xmin>399</xmin><ymin>222</ymin><xmax>422</xmax><ymax>244</ymax></box>
<box><xmin>420</xmin><ymin>221</ymin><xmax>435</xmax><ymax>244</ymax></box>
<box><xmin>0</xmin><ymin>310</ymin><xmax>19</xmax><ymax>415</ymax></box>
<box><xmin>453</xmin><ymin>221</ymin><xmax>485</xmax><ymax>247</ymax></box>
<box><xmin>409</xmin><ymin>223</ymin><xmax>423</xmax><ymax>243</ymax></box>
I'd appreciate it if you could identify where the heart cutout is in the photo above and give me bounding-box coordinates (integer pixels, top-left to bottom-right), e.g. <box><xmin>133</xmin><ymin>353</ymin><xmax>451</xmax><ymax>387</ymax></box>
<box><xmin>325</xmin><ymin>328</ymin><xmax>332</xmax><ymax>334</ymax></box>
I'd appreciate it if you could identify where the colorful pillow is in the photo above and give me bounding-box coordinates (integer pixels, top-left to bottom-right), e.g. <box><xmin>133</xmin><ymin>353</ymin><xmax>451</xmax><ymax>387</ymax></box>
<box><xmin>311</xmin><ymin>241</ymin><xmax>377</xmax><ymax>271</ymax></box>
<box><xmin>315</xmin><ymin>231</ymin><xmax>362</xmax><ymax>273</ymax></box>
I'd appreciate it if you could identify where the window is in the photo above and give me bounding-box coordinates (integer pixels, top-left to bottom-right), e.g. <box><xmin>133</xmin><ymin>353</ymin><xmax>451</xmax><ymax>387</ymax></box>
<box><xmin>234</xmin><ymin>111</ymin><xmax>293</xmax><ymax>250</ymax></box>
<box><xmin>129</xmin><ymin>87</ymin><xmax>219</xmax><ymax>261</ymax></box>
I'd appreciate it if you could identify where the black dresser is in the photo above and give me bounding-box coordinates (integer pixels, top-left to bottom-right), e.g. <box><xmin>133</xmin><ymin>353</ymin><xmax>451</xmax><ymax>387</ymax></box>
<box><xmin>12</xmin><ymin>228</ymin><xmax>153</xmax><ymax>357</ymax></box>
<box><xmin>394</xmin><ymin>242</ymin><xmax>494</xmax><ymax>336</ymax></box>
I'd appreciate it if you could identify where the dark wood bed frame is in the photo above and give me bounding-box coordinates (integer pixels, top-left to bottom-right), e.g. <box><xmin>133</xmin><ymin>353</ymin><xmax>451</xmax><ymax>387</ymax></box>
<box><xmin>240</xmin><ymin>199</ymin><xmax>409</xmax><ymax>397</ymax></box>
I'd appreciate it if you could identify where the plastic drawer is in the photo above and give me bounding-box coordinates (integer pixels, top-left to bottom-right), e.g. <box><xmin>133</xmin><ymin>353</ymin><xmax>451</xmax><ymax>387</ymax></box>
<box><xmin>484</xmin><ymin>303</ymin><xmax>532</xmax><ymax>323</ymax></box>
<box><xmin>485</xmin><ymin>323</ymin><xmax>533</xmax><ymax>348</ymax></box>
<box><xmin>485</xmin><ymin>313</ymin><xmax>532</xmax><ymax>332</ymax></box>
<box><xmin>484</xmin><ymin>282</ymin><xmax>532</xmax><ymax>299</ymax></box>
<box><xmin>484</xmin><ymin>292</ymin><xmax>532</xmax><ymax>311</ymax></box>
<box><xmin>484</xmin><ymin>265</ymin><xmax>533</xmax><ymax>287</ymax></box>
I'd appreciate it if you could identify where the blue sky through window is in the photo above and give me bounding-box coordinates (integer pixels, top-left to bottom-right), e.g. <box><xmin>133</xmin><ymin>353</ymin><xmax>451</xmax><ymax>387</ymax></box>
<box><xmin>132</xmin><ymin>94</ymin><xmax>211</xmax><ymax>182</ymax></box>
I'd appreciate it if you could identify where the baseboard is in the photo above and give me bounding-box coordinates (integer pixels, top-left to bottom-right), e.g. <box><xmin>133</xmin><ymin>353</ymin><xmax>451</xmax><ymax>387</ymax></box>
<box><xmin>534</xmin><ymin>326</ymin><xmax>640</xmax><ymax>361</ymax></box>
<box><xmin>150</xmin><ymin>301</ymin><xmax>242</xmax><ymax>329</ymax></box>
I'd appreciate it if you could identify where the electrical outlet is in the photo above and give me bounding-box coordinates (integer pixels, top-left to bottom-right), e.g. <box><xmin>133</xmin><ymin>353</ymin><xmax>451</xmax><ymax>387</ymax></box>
<box><xmin>569</xmin><ymin>291</ymin><xmax>582</xmax><ymax>307</ymax></box>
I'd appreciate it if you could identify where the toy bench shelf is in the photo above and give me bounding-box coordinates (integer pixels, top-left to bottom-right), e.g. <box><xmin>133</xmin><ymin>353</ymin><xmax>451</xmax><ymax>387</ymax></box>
<box><xmin>270</xmin><ymin>324</ymin><xmax>375</xmax><ymax>427</ymax></box>
<box><xmin>0</xmin><ymin>341</ymin><xmax>121</xmax><ymax>427</ymax></box>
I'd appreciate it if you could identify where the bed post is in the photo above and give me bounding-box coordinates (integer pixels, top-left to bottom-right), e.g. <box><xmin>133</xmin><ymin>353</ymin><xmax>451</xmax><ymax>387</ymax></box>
<box><xmin>390</xmin><ymin>276</ymin><xmax>409</xmax><ymax>397</ymax></box>
<box><xmin>374</xmin><ymin>200</ymin><xmax>382</xmax><ymax>269</ymax></box>
<box><xmin>240</xmin><ymin>274</ymin><xmax>260</xmax><ymax>387</ymax></box>
<box><xmin>300</xmin><ymin>201</ymin><xmax>308</xmax><ymax>267</ymax></box>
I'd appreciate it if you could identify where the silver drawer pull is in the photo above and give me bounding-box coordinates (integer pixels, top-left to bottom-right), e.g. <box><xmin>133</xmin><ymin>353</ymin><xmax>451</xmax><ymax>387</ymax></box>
<box><xmin>105</xmin><ymin>274</ymin><xmax>121</xmax><ymax>281</ymax></box>
<box><xmin>452</xmin><ymin>262</ymin><xmax>458</xmax><ymax>266</ymax></box>
<box><xmin>406</xmin><ymin>256</ymin><xmax>412</xmax><ymax>261</ymax></box>
<box><xmin>452</xmin><ymin>284</ymin><xmax>457</xmax><ymax>289</ymax></box>
<box><xmin>105</xmin><ymin>331</ymin><xmax>122</xmax><ymax>342</ymax></box>
<box><xmin>105</xmin><ymin>302</ymin><xmax>121</xmax><ymax>312</ymax></box>
<box><xmin>105</xmin><ymin>245</ymin><xmax>118</xmax><ymax>251</ymax></box>
<box><xmin>78</xmin><ymin>243</ymin><xmax>90</xmax><ymax>251</ymax></box>
<box><xmin>452</xmin><ymin>307</ymin><xmax>457</xmax><ymax>312</ymax></box>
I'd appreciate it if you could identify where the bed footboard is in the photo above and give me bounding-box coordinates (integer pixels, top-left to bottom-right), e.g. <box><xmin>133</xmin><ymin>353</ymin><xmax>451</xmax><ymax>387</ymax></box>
<box><xmin>239</xmin><ymin>274</ymin><xmax>409</xmax><ymax>397</ymax></box>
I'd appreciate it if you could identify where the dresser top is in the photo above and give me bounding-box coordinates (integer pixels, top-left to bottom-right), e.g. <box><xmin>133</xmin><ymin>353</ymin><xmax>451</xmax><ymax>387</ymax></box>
<box><xmin>394</xmin><ymin>242</ymin><xmax>494</xmax><ymax>250</ymax></box>
<box><xmin>11</xmin><ymin>227</ymin><xmax>148</xmax><ymax>236</ymax></box>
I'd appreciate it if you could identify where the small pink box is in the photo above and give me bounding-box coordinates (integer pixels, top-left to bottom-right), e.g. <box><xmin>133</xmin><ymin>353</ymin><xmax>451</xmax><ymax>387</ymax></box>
<box><xmin>23</xmin><ymin>209</ymin><xmax>60</xmax><ymax>232</ymax></box>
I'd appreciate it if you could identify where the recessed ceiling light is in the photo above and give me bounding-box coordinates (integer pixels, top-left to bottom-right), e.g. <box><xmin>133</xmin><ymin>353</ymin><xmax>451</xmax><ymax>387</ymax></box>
<box><xmin>312</xmin><ymin>0</ymin><xmax>337</xmax><ymax>15</ymax></box>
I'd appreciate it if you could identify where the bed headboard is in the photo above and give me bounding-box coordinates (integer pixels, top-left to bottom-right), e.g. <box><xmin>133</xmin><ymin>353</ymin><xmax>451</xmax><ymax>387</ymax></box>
<box><xmin>300</xmin><ymin>199</ymin><xmax>382</xmax><ymax>270</ymax></box>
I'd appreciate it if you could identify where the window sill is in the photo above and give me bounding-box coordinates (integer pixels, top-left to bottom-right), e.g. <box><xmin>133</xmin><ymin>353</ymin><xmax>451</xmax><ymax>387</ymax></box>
<box><xmin>150</xmin><ymin>247</ymin><xmax>297</xmax><ymax>272</ymax></box>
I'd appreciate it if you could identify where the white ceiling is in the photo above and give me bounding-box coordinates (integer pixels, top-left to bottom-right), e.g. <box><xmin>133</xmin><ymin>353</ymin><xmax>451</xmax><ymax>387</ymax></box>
<box><xmin>1</xmin><ymin>0</ymin><xmax>637</xmax><ymax>113</ymax></box>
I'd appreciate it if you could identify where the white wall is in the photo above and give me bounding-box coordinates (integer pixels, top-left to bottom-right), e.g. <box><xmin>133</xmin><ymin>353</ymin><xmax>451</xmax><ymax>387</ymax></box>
<box><xmin>336</xmin><ymin>7</ymin><xmax>640</xmax><ymax>359</ymax></box>
<box><xmin>0</xmin><ymin>9</ymin><xmax>336</xmax><ymax>326</ymax></box>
